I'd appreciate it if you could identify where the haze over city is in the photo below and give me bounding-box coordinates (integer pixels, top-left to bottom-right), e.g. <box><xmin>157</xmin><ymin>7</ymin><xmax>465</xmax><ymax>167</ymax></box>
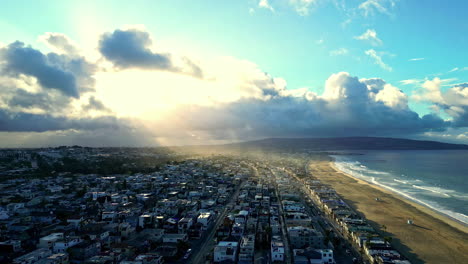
<box><xmin>1</xmin><ymin>0</ymin><xmax>468</xmax><ymax>147</ymax></box>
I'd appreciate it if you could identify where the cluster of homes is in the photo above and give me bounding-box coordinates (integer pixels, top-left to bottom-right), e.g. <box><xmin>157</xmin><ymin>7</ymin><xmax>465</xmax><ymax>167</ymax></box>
<box><xmin>0</xmin><ymin>156</ymin><xmax>250</xmax><ymax>264</ymax></box>
<box><xmin>212</xmin><ymin>164</ymin><xmax>335</xmax><ymax>264</ymax></box>
<box><xmin>299</xmin><ymin>177</ymin><xmax>412</xmax><ymax>264</ymax></box>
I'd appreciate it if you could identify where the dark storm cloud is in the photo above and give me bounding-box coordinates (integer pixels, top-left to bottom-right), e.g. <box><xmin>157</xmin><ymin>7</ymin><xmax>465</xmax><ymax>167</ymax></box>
<box><xmin>99</xmin><ymin>28</ymin><xmax>203</xmax><ymax>77</ymax></box>
<box><xmin>0</xmin><ymin>42</ymin><xmax>79</xmax><ymax>98</ymax></box>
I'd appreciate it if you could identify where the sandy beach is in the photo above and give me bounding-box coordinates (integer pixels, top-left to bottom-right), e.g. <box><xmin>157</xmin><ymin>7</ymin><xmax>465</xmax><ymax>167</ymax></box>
<box><xmin>307</xmin><ymin>160</ymin><xmax>468</xmax><ymax>264</ymax></box>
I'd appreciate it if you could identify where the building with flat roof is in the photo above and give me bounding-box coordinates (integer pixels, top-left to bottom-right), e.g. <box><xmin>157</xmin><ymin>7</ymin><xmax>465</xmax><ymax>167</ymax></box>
<box><xmin>214</xmin><ymin>241</ymin><xmax>238</xmax><ymax>263</ymax></box>
<box><xmin>238</xmin><ymin>235</ymin><xmax>255</xmax><ymax>264</ymax></box>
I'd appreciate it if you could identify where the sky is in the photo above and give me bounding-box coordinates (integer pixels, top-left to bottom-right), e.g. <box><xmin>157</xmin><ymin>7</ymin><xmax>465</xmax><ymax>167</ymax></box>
<box><xmin>0</xmin><ymin>0</ymin><xmax>467</xmax><ymax>147</ymax></box>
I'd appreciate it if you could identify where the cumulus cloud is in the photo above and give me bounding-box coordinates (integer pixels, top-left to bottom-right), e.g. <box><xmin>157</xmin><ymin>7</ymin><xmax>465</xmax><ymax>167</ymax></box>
<box><xmin>39</xmin><ymin>32</ymin><xmax>79</xmax><ymax>56</ymax></box>
<box><xmin>159</xmin><ymin>72</ymin><xmax>448</xmax><ymax>142</ymax></box>
<box><xmin>0</xmin><ymin>27</ymin><xmax>465</xmax><ymax>147</ymax></box>
<box><xmin>99</xmin><ymin>28</ymin><xmax>203</xmax><ymax>78</ymax></box>
<box><xmin>414</xmin><ymin>79</ymin><xmax>468</xmax><ymax>127</ymax></box>
<box><xmin>355</xmin><ymin>29</ymin><xmax>383</xmax><ymax>46</ymax></box>
<box><xmin>0</xmin><ymin>42</ymin><xmax>80</xmax><ymax>98</ymax></box>
<box><xmin>365</xmin><ymin>49</ymin><xmax>392</xmax><ymax>71</ymax></box>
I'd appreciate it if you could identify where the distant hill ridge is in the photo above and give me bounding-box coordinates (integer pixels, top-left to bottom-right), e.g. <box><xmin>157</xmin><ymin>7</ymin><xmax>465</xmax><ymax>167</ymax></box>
<box><xmin>225</xmin><ymin>137</ymin><xmax>468</xmax><ymax>150</ymax></box>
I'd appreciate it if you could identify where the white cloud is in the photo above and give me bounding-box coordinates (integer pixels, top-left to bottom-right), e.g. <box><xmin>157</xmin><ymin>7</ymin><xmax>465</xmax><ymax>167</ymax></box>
<box><xmin>355</xmin><ymin>29</ymin><xmax>383</xmax><ymax>46</ymax></box>
<box><xmin>365</xmin><ymin>49</ymin><xmax>392</xmax><ymax>71</ymax></box>
<box><xmin>400</xmin><ymin>79</ymin><xmax>423</xmax><ymax>85</ymax></box>
<box><xmin>0</xmin><ymin>27</ymin><xmax>460</xmax><ymax>147</ymax></box>
<box><xmin>289</xmin><ymin>0</ymin><xmax>319</xmax><ymax>16</ymax></box>
<box><xmin>413</xmin><ymin>79</ymin><xmax>468</xmax><ymax>126</ymax></box>
<box><xmin>329</xmin><ymin>48</ymin><xmax>348</xmax><ymax>56</ymax></box>
<box><xmin>409</xmin><ymin>58</ymin><xmax>425</xmax><ymax>61</ymax></box>
<box><xmin>259</xmin><ymin>0</ymin><xmax>274</xmax><ymax>12</ymax></box>
<box><xmin>359</xmin><ymin>0</ymin><xmax>395</xmax><ymax>17</ymax></box>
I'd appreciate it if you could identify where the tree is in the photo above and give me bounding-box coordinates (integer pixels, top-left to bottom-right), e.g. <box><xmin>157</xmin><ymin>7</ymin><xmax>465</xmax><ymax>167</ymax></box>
<box><xmin>381</xmin><ymin>224</ymin><xmax>387</xmax><ymax>234</ymax></box>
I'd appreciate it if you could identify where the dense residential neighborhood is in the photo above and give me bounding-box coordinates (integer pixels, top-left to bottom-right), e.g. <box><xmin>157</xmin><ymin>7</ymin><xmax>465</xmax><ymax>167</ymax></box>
<box><xmin>0</xmin><ymin>148</ymin><xmax>411</xmax><ymax>264</ymax></box>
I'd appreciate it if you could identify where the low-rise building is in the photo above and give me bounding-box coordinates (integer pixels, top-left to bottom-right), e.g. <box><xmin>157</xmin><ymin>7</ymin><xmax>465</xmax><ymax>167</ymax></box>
<box><xmin>238</xmin><ymin>235</ymin><xmax>255</xmax><ymax>264</ymax></box>
<box><xmin>214</xmin><ymin>241</ymin><xmax>238</xmax><ymax>263</ymax></box>
<box><xmin>271</xmin><ymin>236</ymin><xmax>285</xmax><ymax>262</ymax></box>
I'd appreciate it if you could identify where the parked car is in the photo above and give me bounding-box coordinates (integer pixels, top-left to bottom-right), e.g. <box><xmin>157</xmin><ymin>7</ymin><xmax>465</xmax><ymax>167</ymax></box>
<box><xmin>183</xmin><ymin>248</ymin><xmax>192</xmax><ymax>259</ymax></box>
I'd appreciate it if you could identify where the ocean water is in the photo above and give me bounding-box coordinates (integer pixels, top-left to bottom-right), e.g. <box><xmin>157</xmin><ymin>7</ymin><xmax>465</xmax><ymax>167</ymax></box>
<box><xmin>331</xmin><ymin>150</ymin><xmax>468</xmax><ymax>225</ymax></box>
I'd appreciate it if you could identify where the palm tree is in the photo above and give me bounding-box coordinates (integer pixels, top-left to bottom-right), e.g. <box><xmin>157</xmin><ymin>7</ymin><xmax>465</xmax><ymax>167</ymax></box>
<box><xmin>381</xmin><ymin>224</ymin><xmax>387</xmax><ymax>233</ymax></box>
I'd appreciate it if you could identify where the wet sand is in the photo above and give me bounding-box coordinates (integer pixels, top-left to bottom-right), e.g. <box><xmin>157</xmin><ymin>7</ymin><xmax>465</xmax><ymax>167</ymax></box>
<box><xmin>308</xmin><ymin>161</ymin><xmax>468</xmax><ymax>264</ymax></box>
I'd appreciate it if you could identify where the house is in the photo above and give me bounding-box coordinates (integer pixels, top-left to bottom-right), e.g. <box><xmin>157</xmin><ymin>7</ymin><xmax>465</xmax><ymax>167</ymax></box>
<box><xmin>162</xmin><ymin>233</ymin><xmax>188</xmax><ymax>243</ymax></box>
<box><xmin>45</xmin><ymin>253</ymin><xmax>69</xmax><ymax>264</ymax></box>
<box><xmin>0</xmin><ymin>240</ymin><xmax>22</xmax><ymax>253</ymax></box>
<box><xmin>67</xmin><ymin>216</ymin><xmax>85</xmax><ymax>229</ymax></box>
<box><xmin>197</xmin><ymin>212</ymin><xmax>213</xmax><ymax>228</ymax></box>
<box><xmin>13</xmin><ymin>248</ymin><xmax>52</xmax><ymax>264</ymax></box>
<box><xmin>293</xmin><ymin>248</ymin><xmax>335</xmax><ymax>264</ymax></box>
<box><xmin>38</xmin><ymin>233</ymin><xmax>64</xmax><ymax>249</ymax></box>
<box><xmin>213</xmin><ymin>241</ymin><xmax>238</xmax><ymax>263</ymax></box>
<box><xmin>178</xmin><ymin>217</ymin><xmax>193</xmax><ymax>234</ymax></box>
<box><xmin>288</xmin><ymin>226</ymin><xmax>324</xmax><ymax>249</ymax></box>
<box><xmin>52</xmin><ymin>237</ymin><xmax>82</xmax><ymax>253</ymax></box>
<box><xmin>310</xmin><ymin>249</ymin><xmax>334</xmax><ymax>264</ymax></box>
<box><xmin>271</xmin><ymin>236</ymin><xmax>285</xmax><ymax>262</ymax></box>
<box><xmin>68</xmin><ymin>241</ymin><xmax>101</xmax><ymax>263</ymax></box>
<box><xmin>238</xmin><ymin>235</ymin><xmax>255</xmax><ymax>264</ymax></box>
<box><xmin>139</xmin><ymin>214</ymin><xmax>154</xmax><ymax>228</ymax></box>
<box><xmin>120</xmin><ymin>253</ymin><xmax>164</xmax><ymax>264</ymax></box>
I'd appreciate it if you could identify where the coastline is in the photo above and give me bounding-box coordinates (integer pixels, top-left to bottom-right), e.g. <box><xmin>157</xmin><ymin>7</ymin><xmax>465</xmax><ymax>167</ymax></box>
<box><xmin>329</xmin><ymin>161</ymin><xmax>468</xmax><ymax>234</ymax></box>
<box><xmin>308</xmin><ymin>159</ymin><xmax>468</xmax><ymax>264</ymax></box>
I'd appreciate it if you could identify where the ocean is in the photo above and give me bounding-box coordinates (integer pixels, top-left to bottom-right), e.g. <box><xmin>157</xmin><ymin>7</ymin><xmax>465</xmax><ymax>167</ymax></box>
<box><xmin>331</xmin><ymin>150</ymin><xmax>468</xmax><ymax>225</ymax></box>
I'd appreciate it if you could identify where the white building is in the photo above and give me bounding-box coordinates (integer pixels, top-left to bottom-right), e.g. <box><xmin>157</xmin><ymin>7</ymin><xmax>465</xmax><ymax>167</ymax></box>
<box><xmin>271</xmin><ymin>236</ymin><xmax>285</xmax><ymax>262</ymax></box>
<box><xmin>238</xmin><ymin>235</ymin><xmax>255</xmax><ymax>264</ymax></box>
<box><xmin>197</xmin><ymin>212</ymin><xmax>213</xmax><ymax>228</ymax></box>
<box><xmin>178</xmin><ymin>217</ymin><xmax>193</xmax><ymax>234</ymax></box>
<box><xmin>310</xmin><ymin>249</ymin><xmax>334</xmax><ymax>264</ymax></box>
<box><xmin>214</xmin><ymin>241</ymin><xmax>238</xmax><ymax>263</ymax></box>
<box><xmin>52</xmin><ymin>237</ymin><xmax>82</xmax><ymax>253</ymax></box>
<box><xmin>38</xmin><ymin>233</ymin><xmax>64</xmax><ymax>249</ymax></box>
<box><xmin>288</xmin><ymin>226</ymin><xmax>324</xmax><ymax>249</ymax></box>
<box><xmin>162</xmin><ymin>233</ymin><xmax>188</xmax><ymax>243</ymax></box>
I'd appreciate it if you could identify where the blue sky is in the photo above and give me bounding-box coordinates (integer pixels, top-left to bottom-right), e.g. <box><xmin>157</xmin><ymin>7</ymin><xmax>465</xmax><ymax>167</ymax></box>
<box><xmin>0</xmin><ymin>0</ymin><xmax>467</xmax><ymax>146</ymax></box>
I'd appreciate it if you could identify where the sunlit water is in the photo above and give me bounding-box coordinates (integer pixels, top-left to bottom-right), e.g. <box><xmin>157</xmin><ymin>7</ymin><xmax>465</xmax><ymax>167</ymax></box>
<box><xmin>331</xmin><ymin>150</ymin><xmax>468</xmax><ymax>225</ymax></box>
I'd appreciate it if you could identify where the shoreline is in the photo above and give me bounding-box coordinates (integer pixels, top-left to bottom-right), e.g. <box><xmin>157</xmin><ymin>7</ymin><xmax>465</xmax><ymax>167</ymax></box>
<box><xmin>329</xmin><ymin>161</ymin><xmax>468</xmax><ymax>234</ymax></box>
<box><xmin>308</xmin><ymin>160</ymin><xmax>468</xmax><ymax>264</ymax></box>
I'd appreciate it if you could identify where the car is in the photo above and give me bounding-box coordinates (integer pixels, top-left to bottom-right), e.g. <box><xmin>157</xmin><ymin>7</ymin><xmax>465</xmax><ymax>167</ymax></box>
<box><xmin>183</xmin><ymin>248</ymin><xmax>192</xmax><ymax>259</ymax></box>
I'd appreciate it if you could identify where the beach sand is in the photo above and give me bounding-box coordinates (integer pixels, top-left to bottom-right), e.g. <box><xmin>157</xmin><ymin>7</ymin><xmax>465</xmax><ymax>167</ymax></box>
<box><xmin>307</xmin><ymin>160</ymin><xmax>468</xmax><ymax>264</ymax></box>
